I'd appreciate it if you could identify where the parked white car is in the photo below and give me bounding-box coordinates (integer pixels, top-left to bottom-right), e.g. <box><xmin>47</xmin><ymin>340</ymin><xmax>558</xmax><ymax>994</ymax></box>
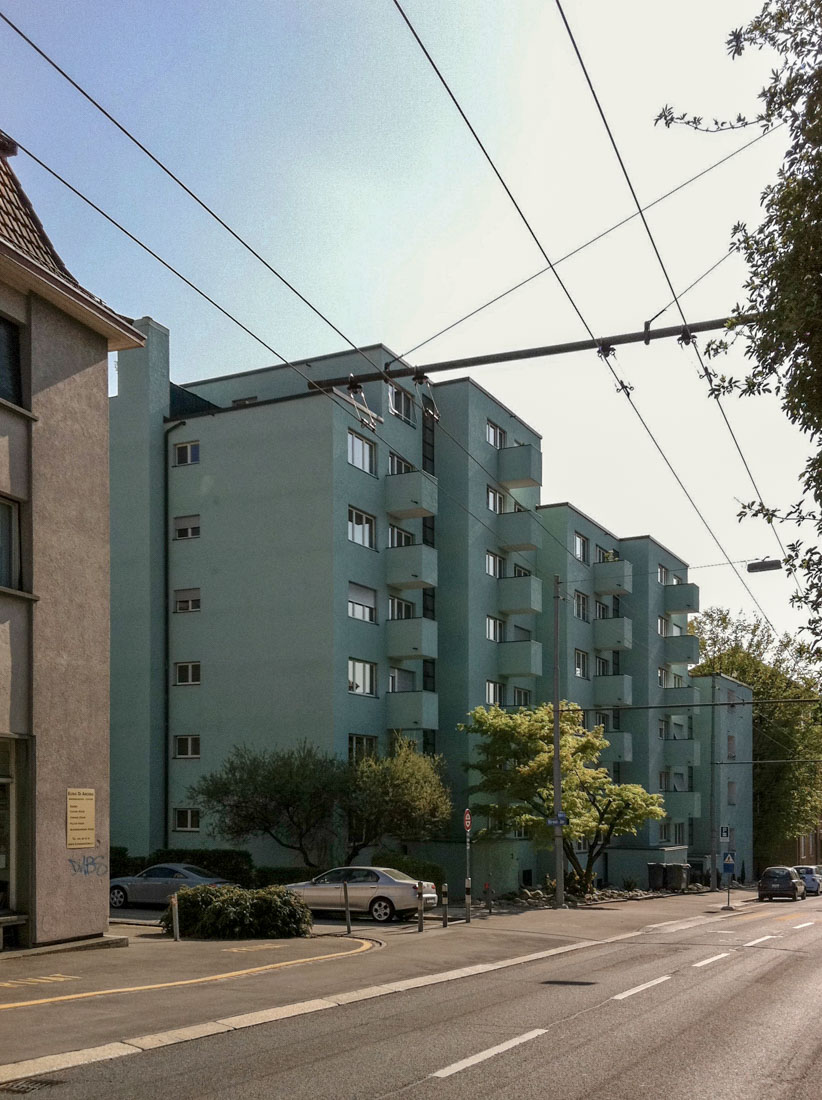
<box><xmin>794</xmin><ymin>865</ymin><xmax>822</xmax><ymax>896</ymax></box>
<box><xmin>285</xmin><ymin>866</ymin><xmax>437</xmax><ymax>923</ymax></box>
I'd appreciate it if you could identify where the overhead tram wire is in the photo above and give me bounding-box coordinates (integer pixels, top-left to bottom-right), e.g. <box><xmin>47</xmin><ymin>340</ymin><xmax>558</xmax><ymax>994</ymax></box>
<box><xmin>391</xmin><ymin>0</ymin><xmax>778</xmax><ymax>633</ymax></box>
<box><xmin>554</xmin><ymin>0</ymin><xmax>799</xmax><ymax>600</ymax></box>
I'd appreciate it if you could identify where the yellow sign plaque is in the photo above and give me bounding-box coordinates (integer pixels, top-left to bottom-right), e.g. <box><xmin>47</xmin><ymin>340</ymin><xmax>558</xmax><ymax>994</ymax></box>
<box><xmin>66</xmin><ymin>788</ymin><xmax>95</xmax><ymax>849</ymax></box>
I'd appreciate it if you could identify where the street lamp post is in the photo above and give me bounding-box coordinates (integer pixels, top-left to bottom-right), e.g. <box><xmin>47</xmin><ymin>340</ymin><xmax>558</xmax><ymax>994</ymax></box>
<box><xmin>553</xmin><ymin>575</ymin><xmax>566</xmax><ymax>908</ymax></box>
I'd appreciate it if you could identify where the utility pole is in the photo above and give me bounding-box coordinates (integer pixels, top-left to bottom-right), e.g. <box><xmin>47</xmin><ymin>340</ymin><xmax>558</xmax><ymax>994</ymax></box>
<box><xmin>553</xmin><ymin>575</ymin><xmax>566</xmax><ymax>908</ymax></box>
<box><xmin>710</xmin><ymin>673</ymin><xmax>718</xmax><ymax>891</ymax></box>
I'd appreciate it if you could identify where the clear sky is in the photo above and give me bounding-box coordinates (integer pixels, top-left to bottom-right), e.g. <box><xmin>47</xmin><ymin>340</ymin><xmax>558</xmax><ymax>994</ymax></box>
<box><xmin>0</xmin><ymin>0</ymin><xmax>810</xmax><ymax>635</ymax></box>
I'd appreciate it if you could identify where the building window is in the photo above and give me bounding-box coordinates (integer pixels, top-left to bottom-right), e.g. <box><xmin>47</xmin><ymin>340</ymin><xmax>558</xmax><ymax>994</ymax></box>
<box><xmin>388</xmin><ymin>596</ymin><xmax>414</xmax><ymax>620</ymax></box>
<box><xmin>175</xmin><ymin>662</ymin><xmax>200</xmax><ymax>685</ymax></box>
<box><xmin>389</xmin><ymin>666</ymin><xmax>415</xmax><ymax>693</ymax></box>
<box><xmin>673</xmin><ymin>673</ymin><xmax>684</xmax><ymax>688</ymax></box>
<box><xmin>388</xmin><ymin>524</ymin><xmax>413</xmax><ymax>548</ymax></box>
<box><xmin>612</xmin><ymin>709</ymin><xmax>621</xmax><ymax>730</ymax></box>
<box><xmin>174</xmin><ymin>441</ymin><xmax>200</xmax><ymax>466</ymax></box>
<box><xmin>512</xmin><ymin>823</ymin><xmax>531</xmax><ymax>839</ymax></box>
<box><xmin>594</xmin><ymin>711</ymin><xmax>610</xmax><ymax>731</ymax></box>
<box><xmin>173</xmin><ymin>808</ymin><xmax>200</xmax><ymax>832</ymax></box>
<box><xmin>658</xmin><ymin>564</ymin><xmax>669</xmax><ymax>584</ymax></box>
<box><xmin>674</xmin><ymin>822</ymin><xmax>685</xmax><ymax>845</ymax></box>
<box><xmin>728</xmin><ymin>781</ymin><xmax>737</xmax><ymax>805</ymax></box>
<box><xmin>348</xmin><ymin>583</ymin><xmax>377</xmax><ymax>622</ymax></box>
<box><xmin>0</xmin><ymin>498</ymin><xmax>19</xmax><ymax>590</ymax></box>
<box><xmin>659</xmin><ymin>771</ymin><xmax>670</xmax><ymax>791</ymax></box>
<box><xmin>422</xmin><ymin>587</ymin><xmax>436</xmax><ymax>620</ymax></box>
<box><xmin>348</xmin><ymin>507</ymin><xmax>376</xmax><ymax>548</ymax></box>
<box><xmin>348</xmin><ymin>659</ymin><xmax>376</xmax><ymax>696</ymax></box>
<box><xmin>573</xmin><ymin>591</ymin><xmax>589</xmax><ymax>621</ymax></box>
<box><xmin>658</xmin><ymin>718</ymin><xmax>668</xmax><ymax>740</ymax></box>
<box><xmin>727</xmin><ymin>734</ymin><xmax>736</xmax><ymax>760</ymax></box>
<box><xmin>422</xmin><ymin>515</ymin><xmax>436</xmax><ymax>548</ymax></box>
<box><xmin>659</xmin><ymin>820</ymin><xmax>671</xmax><ymax>843</ymax></box>
<box><xmin>595</xmin><ymin>656</ymin><xmax>610</xmax><ymax>677</ymax></box>
<box><xmin>486</xmin><ymin>615</ymin><xmax>504</xmax><ymax>642</ymax></box>
<box><xmin>514</xmin><ymin>687</ymin><xmax>531</xmax><ymax>707</ymax></box>
<box><xmin>672</xmin><ymin>574</ymin><xmax>683</xmax><ymax>585</ymax></box>
<box><xmin>595</xmin><ymin>545</ymin><xmax>617</xmax><ymax>563</ymax></box>
<box><xmin>574</xmin><ymin>650</ymin><xmax>589</xmax><ymax>679</ymax></box>
<box><xmin>388</xmin><ymin>451</ymin><xmax>413</xmax><ymax>475</ymax></box>
<box><xmin>423</xmin><ymin>659</ymin><xmax>436</xmax><ymax>692</ymax></box>
<box><xmin>174</xmin><ymin>735</ymin><xmax>200</xmax><ymax>759</ymax></box>
<box><xmin>595</xmin><ymin>600</ymin><xmax>608</xmax><ymax>620</ymax></box>
<box><xmin>422</xmin><ymin>729</ymin><xmax>436</xmax><ymax>755</ymax></box>
<box><xmin>0</xmin><ymin>318</ymin><xmax>22</xmax><ymax>407</ymax></box>
<box><xmin>487</xmin><ymin>486</ymin><xmax>505</xmax><ymax>514</ymax></box>
<box><xmin>389</xmin><ymin>385</ymin><xmax>414</xmax><ymax>423</ymax></box>
<box><xmin>657</xmin><ymin>616</ymin><xmax>669</xmax><ymax>636</ymax></box>
<box><xmin>486</xmin><ymin>680</ymin><xmax>505</xmax><ymax>706</ymax></box>
<box><xmin>486</xmin><ymin>420</ymin><xmax>506</xmax><ymax>449</ymax></box>
<box><xmin>349</xmin><ymin>734</ymin><xmax>377</xmax><ymax>762</ymax></box>
<box><xmin>513</xmin><ymin>564</ymin><xmax>530</xmax><ymax>577</ymax></box>
<box><xmin>348</xmin><ymin>430</ymin><xmax>375</xmax><ymax>474</ymax></box>
<box><xmin>174</xmin><ymin>588</ymin><xmax>201</xmax><ymax>613</ymax></box>
<box><xmin>673</xmin><ymin>770</ymin><xmax>687</xmax><ymax>792</ymax></box>
<box><xmin>658</xmin><ymin>666</ymin><xmax>670</xmax><ymax>688</ymax></box>
<box><xmin>486</xmin><ymin>550</ymin><xmax>504</xmax><ymax>578</ymax></box>
<box><xmin>574</xmin><ymin>533</ymin><xmax>589</xmax><ymax>563</ymax></box>
<box><xmin>174</xmin><ymin>514</ymin><xmax>200</xmax><ymax>540</ymax></box>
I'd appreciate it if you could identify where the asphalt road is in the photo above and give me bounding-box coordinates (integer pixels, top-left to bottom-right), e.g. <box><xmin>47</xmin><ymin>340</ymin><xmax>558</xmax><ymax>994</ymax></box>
<box><xmin>25</xmin><ymin>895</ymin><xmax>822</xmax><ymax>1099</ymax></box>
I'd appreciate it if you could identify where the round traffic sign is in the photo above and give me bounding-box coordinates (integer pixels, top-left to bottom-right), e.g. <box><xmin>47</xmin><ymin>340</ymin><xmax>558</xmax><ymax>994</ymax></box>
<box><xmin>463</xmin><ymin>808</ymin><xmax>472</xmax><ymax>832</ymax></box>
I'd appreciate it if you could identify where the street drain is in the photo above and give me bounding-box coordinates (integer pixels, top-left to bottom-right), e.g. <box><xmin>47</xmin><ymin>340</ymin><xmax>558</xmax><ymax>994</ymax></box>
<box><xmin>0</xmin><ymin>1081</ymin><xmax>60</xmax><ymax>1093</ymax></box>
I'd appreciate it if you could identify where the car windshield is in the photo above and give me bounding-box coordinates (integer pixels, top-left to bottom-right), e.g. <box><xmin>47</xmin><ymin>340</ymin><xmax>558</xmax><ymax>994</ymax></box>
<box><xmin>796</xmin><ymin>867</ymin><xmax>813</xmax><ymax>874</ymax></box>
<box><xmin>380</xmin><ymin>868</ymin><xmax>417</xmax><ymax>882</ymax></box>
<box><xmin>182</xmin><ymin>866</ymin><xmax>217</xmax><ymax>878</ymax></box>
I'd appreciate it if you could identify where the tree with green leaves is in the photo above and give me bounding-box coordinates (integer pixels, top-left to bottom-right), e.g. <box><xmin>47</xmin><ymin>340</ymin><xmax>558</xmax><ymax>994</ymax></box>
<box><xmin>657</xmin><ymin>2</ymin><xmax>822</xmax><ymax>637</ymax></box>
<box><xmin>464</xmin><ymin>704</ymin><xmax>665</xmax><ymax>894</ymax></box>
<box><xmin>691</xmin><ymin>607</ymin><xmax>822</xmax><ymax>865</ymax></box>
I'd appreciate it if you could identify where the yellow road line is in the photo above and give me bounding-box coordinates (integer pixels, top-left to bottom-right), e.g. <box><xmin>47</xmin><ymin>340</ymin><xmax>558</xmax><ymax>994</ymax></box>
<box><xmin>0</xmin><ymin>938</ymin><xmax>373</xmax><ymax>1012</ymax></box>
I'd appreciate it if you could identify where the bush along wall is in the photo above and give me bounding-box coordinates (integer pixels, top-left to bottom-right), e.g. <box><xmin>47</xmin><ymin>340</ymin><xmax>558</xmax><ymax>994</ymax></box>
<box><xmin>160</xmin><ymin>885</ymin><xmax>312</xmax><ymax>939</ymax></box>
<box><xmin>371</xmin><ymin>850</ymin><xmax>445</xmax><ymax>897</ymax></box>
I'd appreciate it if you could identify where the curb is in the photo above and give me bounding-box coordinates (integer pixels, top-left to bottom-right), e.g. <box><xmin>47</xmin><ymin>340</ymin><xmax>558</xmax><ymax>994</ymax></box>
<box><xmin>1</xmin><ymin>936</ymin><xmax>129</xmax><ymax>961</ymax></box>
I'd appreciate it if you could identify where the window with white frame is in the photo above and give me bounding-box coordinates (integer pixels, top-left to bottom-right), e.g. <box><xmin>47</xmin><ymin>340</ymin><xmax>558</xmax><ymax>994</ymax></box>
<box><xmin>673</xmin><ymin>672</ymin><xmax>684</xmax><ymax>688</ymax></box>
<box><xmin>388</xmin><ymin>451</ymin><xmax>413</xmax><ymax>475</ymax></box>
<box><xmin>174</xmin><ymin>735</ymin><xmax>200</xmax><ymax>759</ymax></box>
<box><xmin>348</xmin><ymin>659</ymin><xmax>376</xmax><ymax>696</ymax></box>
<box><xmin>674</xmin><ymin>822</ymin><xmax>685</xmax><ymax>845</ymax></box>
<box><xmin>728</xmin><ymin>780</ymin><xmax>737</xmax><ymax>805</ymax></box>
<box><xmin>174</xmin><ymin>441</ymin><xmax>199</xmax><ymax>466</ymax></box>
<box><xmin>174</xmin><ymin>514</ymin><xmax>200</xmax><ymax>540</ymax></box>
<box><xmin>513</xmin><ymin>563</ymin><xmax>530</xmax><ymax>577</ymax></box>
<box><xmin>514</xmin><ymin>687</ymin><xmax>531</xmax><ymax>706</ymax></box>
<box><xmin>174</xmin><ymin>588</ymin><xmax>201</xmax><ymax>613</ymax></box>
<box><xmin>658</xmin><ymin>564</ymin><xmax>669</xmax><ymax>584</ymax></box>
<box><xmin>486</xmin><ymin>550</ymin><xmax>504</xmax><ymax>578</ymax></box>
<box><xmin>658</xmin><ymin>718</ymin><xmax>669</xmax><ymax>740</ymax></box>
<box><xmin>486</xmin><ymin>420</ymin><xmax>506</xmax><ymax>449</ymax></box>
<box><xmin>175</xmin><ymin>662</ymin><xmax>200</xmax><ymax>685</ymax></box>
<box><xmin>512</xmin><ymin>822</ymin><xmax>531</xmax><ymax>839</ymax></box>
<box><xmin>659</xmin><ymin>820</ymin><xmax>671</xmax><ymax>843</ymax></box>
<box><xmin>659</xmin><ymin>771</ymin><xmax>670</xmax><ymax>791</ymax></box>
<box><xmin>0</xmin><ymin>497</ymin><xmax>19</xmax><ymax>590</ymax></box>
<box><xmin>486</xmin><ymin>615</ymin><xmax>504</xmax><ymax>642</ymax></box>
<box><xmin>388</xmin><ymin>596</ymin><xmax>414</xmax><ymax>620</ymax></box>
<box><xmin>348</xmin><ymin>734</ymin><xmax>377</xmax><ymax>762</ymax></box>
<box><xmin>389</xmin><ymin>666</ymin><xmax>415</xmax><ymax>693</ymax></box>
<box><xmin>348</xmin><ymin>582</ymin><xmax>377</xmax><ymax>622</ymax></box>
<box><xmin>574</xmin><ymin>532</ymin><xmax>589</xmax><ymax>563</ymax></box>
<box><xmin>348</xmin><ymin>430</ymin><xmax>375</xmax><ymax>474</ymax></box>
<box><xmin>672</xmin><ymin>574</ymin><xmax>683</xmax><ymax>585</ymax></box>
<box><xmin>595</xmin><ymin>711</ymin><xmax>610</xmax><ymax>731</ymax></box>
<box><xmin>389</xmin><ymin>385</ymin><xmax>414</xmax><ymax>423</ymax></box>
<box><xmin>657</xmin><ymin>616</ymin><xmax>670</xmax><ymax>636</ymax></box>
<box><xmin>388</xmin><ymin>524</ymin><xmax>414</xmax><ymax>548</ymax></box>
<box><xmin>595</xmin><ymin>655</ymin><xmax>610</xmax><ymax>677</ymax></box>
<box><xmin>348</xmin><ymin>507</ymin><xmax>375</xmax><ymax>548</ymax></box>
<box><xmin>173</xmin><ymin>808</ymin><xmax>200</xmax><ymax>831</ymax></box>
<box><xmin>574</xmin><ymin>650</ymin><xmax>589</xmax><ymax>679</ymax></box>
<box><xmin>595</xmin><ymin>600</ymin><xmax>609</xmax><ymax>620</ymax></box>
<box><xmin>487</xmin><ymin>486</ymin><xmax>505</xmax><ymax>514</ymax></box>
<box><xmin>486</xmin><ymin>680</ymin><xmax>505</xmax><ymax>706</ymax></box>
<box><xmin>573</xmin><ymin>591</ymin><xmax>589</xmax><ymax>621</ymax></box>
<box><xmin>658</xmin><ymin>666</ymin><xmax>670</xmax><ymax>688</ymax></box>
<box><xmin>595</xmin><ymin>545</ymin><xmax>617</xmax><ymax>563</ymax></box>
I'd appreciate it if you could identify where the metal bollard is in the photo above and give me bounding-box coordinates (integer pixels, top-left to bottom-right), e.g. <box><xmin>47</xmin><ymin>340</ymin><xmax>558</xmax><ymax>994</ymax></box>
<box><xmin>442</xmin><ymin>882</ymin><xmax>449</xmax><ymax>928</ymax></box>
<box><xmin>465</xmin><ymin>877</ymin><xmax>471</xmax><ymax>923</ymax></box>
<box><xmin>170</xmin><ymin>892</ymin><xmax>181</xmax><ymax>941</ymax></box>
<box><xmin>343</xmin><ymin>881</ymin><xmax>352</xmax><ymax>935</ymax></box>
<box><xmin>485</xmin><ymin>882</ymin><xmax>492</xmax><ymax>914</ymax></box>
<box><xmin>417</xmin><ymin>881</ymin><xmax>424</xmax><ymax>932</ymax></box>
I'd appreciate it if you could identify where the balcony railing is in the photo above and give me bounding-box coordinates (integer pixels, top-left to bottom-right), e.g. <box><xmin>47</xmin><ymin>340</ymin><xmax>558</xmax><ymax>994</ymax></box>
<box><xmin>593</xmin><ymin>616</ymin><xmax>632</xmax><ymax>651</ymax></box>
<box><xmin>660</xmin><ymin>790</ymin><xmax>701</xmax><ymax>818</ymax></box>
<box><xmin>497</xmin><ymin>510</ymin><xmax>542</xmax><ymax>552</ymax></box>
<box><xmin>664</xmin><ymin>633</ymin><xmax>700</xmax><ymax>665</ymax></box>
<box><xmin>664</xmin><ymin>582</ymin><xmax>700</xmax><ymax>615</ymax></box>
<box><xmin>662</xmin><ymin>684</ymin><xmax>698</xmax><ymax>707</ymax></box>
<box><xmin>593</xmin><ymin>674</ymin><xmax>632</xmax><ymax>707</ymax></box>
<box><xmin>662</xmin><ymin>738</ymin><xmax>701</xmax><ymax>767</ymax></box>
<box><xmin>385</xmin><ymin>544</ymin><xmax>437</xmax><ymax>589</ymax></box>
<box><xmin>384</xmin><ymin>470</ymin><xmax>438</xmax><ymax>520</ymax></box>
<box><xmin>592</xmin><ymin>558</ymin><xmax>633</xmax><ymax>596</ymax></box>
<box><xmin>497</xmin><ymin>443</ymin><xmax>542</xmax><ymax>488</ymax></box>
<box><xmin>498</xmin><ymin>639</ymin><xmax>543</xmax><ymax>678</ymax></box>
<box><xmin>385</xmin><ymin>616</ymin><xmax>438</xmax><ymax>660</ymax></box>
<box><xmin>498</xmin><ymin>575</ymin><xmax>542</xmax><ymax>615</ymax></box>
<box><xmin>385</xmin><ymin>689</ymin><xmax>439</xmax><ymax>729</ymax></box>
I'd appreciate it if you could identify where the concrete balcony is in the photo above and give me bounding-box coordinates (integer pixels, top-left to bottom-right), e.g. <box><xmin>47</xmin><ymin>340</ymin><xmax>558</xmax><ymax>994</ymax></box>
<box><xmin>661</xmin><ymin>790</ymin><xmax>701</xmax><ymax>818</ymax></box>
<box><xmin>385</xmin><ymin>617</ymin><xmax>438</xmax><ymax>660</ymax></box>
<box><xmin>384</xmin><ymin>470</ymin><xmax>437</xmax><ymax>519</ymax></box>
<box><xmin>662</xmin><ymin>685</ymin><xmax>698</xmax><ymax>707</ymax></box>
<box><xmin>663</xmin><ymin>738</ymin><xmax>701</xmax><ymax>767</ymax></box>
<box><xmin>593</xmin><ymin>674</ymin><xmax>632</xmax><ymax>707</ymax></box>
<box><xmin>664</xmin><ymin>582</ymin><xmax>700</xmax><ymax>614</ymax></box>
<box><xmin>497</xmin><ymin>443</ymin><xmax>542</xmax><ymax>488</ymax></box>
<box><xmin>385</xmin><ymin>544</ymin><xmax>437</xmax><ymax>589</ymax></box>
<box><xmin>593</xmin><ymin>616</ymin><xmax>632</xmax><ymax>651</ymax></box>
<box><xmin>603</xmin><ymin>731</ymin><xmax>633</xmax><ymax>762</ymax></box>
<box><xmin>498</xmin><ymin>575</ymin><xmax>542</xmax><ymax>615</ymax></box>
<box><xmin>592</xmin><ymin>558</ymin><xmax>633</xmax><ymax>596</ymax></box>
<box><xmin>498</xmin><ymin>639</ymin><xmax>543</xmax><ymax>678</ymax></box>
<box><xmin>497</xmin><ymin>510</ymin><xmax>542</xmax><ymax>552</ymax></box>
<box><xmin>385</xmin><ymin>690</ymin><xmax>438</xmax><ymax>729</ymax></box>
<box><xmin>665</xmin><ymin>633</ymin><xmax>700</xmax><ymax>665</ymax></box>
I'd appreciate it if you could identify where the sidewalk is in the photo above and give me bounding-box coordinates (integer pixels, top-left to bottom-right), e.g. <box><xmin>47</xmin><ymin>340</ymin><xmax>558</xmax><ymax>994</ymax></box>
<box><xmin>0</xmin><ymin>889</ymin><xmax>759</xmax><ymax>1077</ymax></box>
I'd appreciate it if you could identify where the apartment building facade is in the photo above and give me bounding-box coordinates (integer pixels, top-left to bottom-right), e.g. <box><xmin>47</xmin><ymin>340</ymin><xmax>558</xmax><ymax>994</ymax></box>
<box><xmin>110</xmin><ymin>328</ymin><xmax>753</xmax><ymax>891</ymax></box>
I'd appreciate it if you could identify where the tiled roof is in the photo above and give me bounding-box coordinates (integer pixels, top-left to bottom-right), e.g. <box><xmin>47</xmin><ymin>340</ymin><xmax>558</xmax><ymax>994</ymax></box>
<box><xmin>0</xmin><ymin>130</ymin><xmax>77</xmax><ymax>284</ymax></box>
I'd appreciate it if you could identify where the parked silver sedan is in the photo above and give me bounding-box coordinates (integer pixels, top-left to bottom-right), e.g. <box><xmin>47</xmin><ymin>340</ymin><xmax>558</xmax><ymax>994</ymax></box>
<box><xmin>109</xmin><ymin>863</ymin><xmax>234</xmax><ymax>908</ymax></box>
<box><xmin>285</xmin><ymin>866</ymin><xmax>437</xmax><ymax>923</ymax></box>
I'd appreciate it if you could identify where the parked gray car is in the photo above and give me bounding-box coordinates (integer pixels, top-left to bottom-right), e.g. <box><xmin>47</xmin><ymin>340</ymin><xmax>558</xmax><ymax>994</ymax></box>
<box><xmin>285</xmin><ymin>866</ymin><xmax>437</xmax><ymax>923</ymax></box>
<box><xmin>109</xmin><ymin>863</ymin><xmax>234</xmax><ymax>908</ymax></box>
<box><xmin>758</xmin><ymin>865</ymin><xmax>807</xmax><ymax>902</ymax></box>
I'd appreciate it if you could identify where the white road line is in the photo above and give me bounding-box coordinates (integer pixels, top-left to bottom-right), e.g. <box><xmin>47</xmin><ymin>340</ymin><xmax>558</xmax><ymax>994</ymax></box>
<box><xmin>793</xmin><ymin>922</ymin><xmax>815</xmax><ymax>929</ymax></box>
<box><xmin>744</xmin><ymin>935</ymin><xmax>778</xmax><ymax>947</ymax></box>
<box><xmin>430</xmin><ymin>1029</ymin><xmax>547</xmax><ymax>1079</ymax></box>
<box><xmin>692</xmin><ymin>953</ymin><xmax>730</xmax><ymax>968</ymax></box>
<box><xmin>715</xmin><ymin>930</ymin><xmax>735</xmax><ymax>934</ymax></box>
<box><xmin>612</xmin><ymin>976</ymin><xmax>670</xmax><ymax>1001</ymax></box>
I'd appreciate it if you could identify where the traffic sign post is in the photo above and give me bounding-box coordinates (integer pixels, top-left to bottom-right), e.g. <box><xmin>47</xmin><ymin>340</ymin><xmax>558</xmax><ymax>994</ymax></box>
<box><xmin>723</xmin><ymin>852</ymin><xmax>735</xmax><ymax>909</ymax></box>
<box><xmin>464</xmin><ymin>809</ymin><xmax>472</xmax><ymax>924</ymax></box>
<box><xmin>719</xmin><ymin>825</ymin><xmax>730</xmax><ymax>844</ymax></box>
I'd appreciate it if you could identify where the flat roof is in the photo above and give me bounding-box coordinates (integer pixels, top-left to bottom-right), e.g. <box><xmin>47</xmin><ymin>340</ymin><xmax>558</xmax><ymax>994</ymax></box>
<box><xmin>433</xmin><ymin>375</ymin><xmax>542</xmax><ymax>440</ymax></box>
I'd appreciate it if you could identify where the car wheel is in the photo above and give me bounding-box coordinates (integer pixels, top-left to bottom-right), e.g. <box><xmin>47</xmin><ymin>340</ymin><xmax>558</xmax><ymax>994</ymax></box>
<box><xmin>369</xmin><ymin>897</ymin><xmax>395</xmax><ymax>923</ymax></box>
<box><xmin>109</xmin><ymin>886</ymin><xmax>128</xmax><ymax>909</ymax></box>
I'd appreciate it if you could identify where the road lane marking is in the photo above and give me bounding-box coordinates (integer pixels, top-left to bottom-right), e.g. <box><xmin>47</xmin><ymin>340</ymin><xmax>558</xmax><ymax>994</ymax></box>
<box><xmin>793</xmin><ymin>922</ymin><xmax>815</xmax><ymax>929</ymax></box>
<box><xmin>692</xmin><ymin>953</ymin><xmax>730</xmax><ymax>967</ymax></box>
<box><xmin>223</xmin><ymin>945</ymin><xmax>284</xmax><ymax>953</ymax></box>
<box><xmin>430</xmin><ymin>1030</ymin><xmax>547</xmax><ymax>1078</ymax></box>
<box><xmin>715</xmin><ymin>930</ymin><xmax>735</xmax><ymax>934</ymax></box>
<box><xmin>0</xmin><ymin>974</ymin><xmax>78</xmax><ymax>989</ymax></box>
<box><xmin>612</xmin><ymin>976</ymin><xmax>670</xmax><ymax>1000</ymax></box>
<box><xmin>744</xmin><ymin>935</ymin><xmax>778</xmax><ymax>947</ymax></box>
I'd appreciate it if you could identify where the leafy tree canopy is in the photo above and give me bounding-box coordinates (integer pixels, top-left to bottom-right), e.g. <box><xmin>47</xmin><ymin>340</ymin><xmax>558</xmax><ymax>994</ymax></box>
<box><xmin>464</xmin><ymin>704</ymin><xmax>664</xmax><ymax>893</ymax></box>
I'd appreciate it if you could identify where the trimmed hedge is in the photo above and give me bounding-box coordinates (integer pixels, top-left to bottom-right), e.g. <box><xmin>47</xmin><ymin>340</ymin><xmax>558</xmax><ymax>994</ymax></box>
<box><xmin>109</xmin><ymin>846</ymin><xmax>145</xmax><ymax>878</ymax></box>
<box><xmin>160</xmin><ymin>884</ymin><xmax>312</xmax><ymax>939</ymax></box>
<box><xmin>372</xmin><ymin>850</ymin><xmax>445</xmax><ymax>897</ymax></box>
<box><xmin>254</xmin><ymin>865</ymin><xmax>315</xmax><ymax>888</ymax></box>
<box><xmin>148</xmin><ymin>848</ymin><xmax>256</xmax><ymax>887</ymax></box>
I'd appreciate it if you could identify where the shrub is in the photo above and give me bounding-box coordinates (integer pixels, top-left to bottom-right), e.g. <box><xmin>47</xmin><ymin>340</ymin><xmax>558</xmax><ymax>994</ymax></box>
<box><xmin>149</xmin><ymin>848</ymin><xmax>255</xmax><ymax>887</ymax></box>
<box><xmin>622</xmin><ymin>877</ymin><xmax>638</xmax><ymax>891</ymax></box>
<box><xmin>254</xmin><ymin>866</ymin><xmax>314</xmax><ymax>888</ymax></box>
<box><xmin>371</xmin><ymin>850</ymin><xmax>445</xmax><ymax>896</ymax></box>
<box><xmin>109</xmin><ymin>847</ymin><xmax>146</xmax><ymax>878</ymax></box>
<box><xmin>160</xmin><ymin>884</ymin><xmax>312</xmax><ymax>939</ymax></box>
